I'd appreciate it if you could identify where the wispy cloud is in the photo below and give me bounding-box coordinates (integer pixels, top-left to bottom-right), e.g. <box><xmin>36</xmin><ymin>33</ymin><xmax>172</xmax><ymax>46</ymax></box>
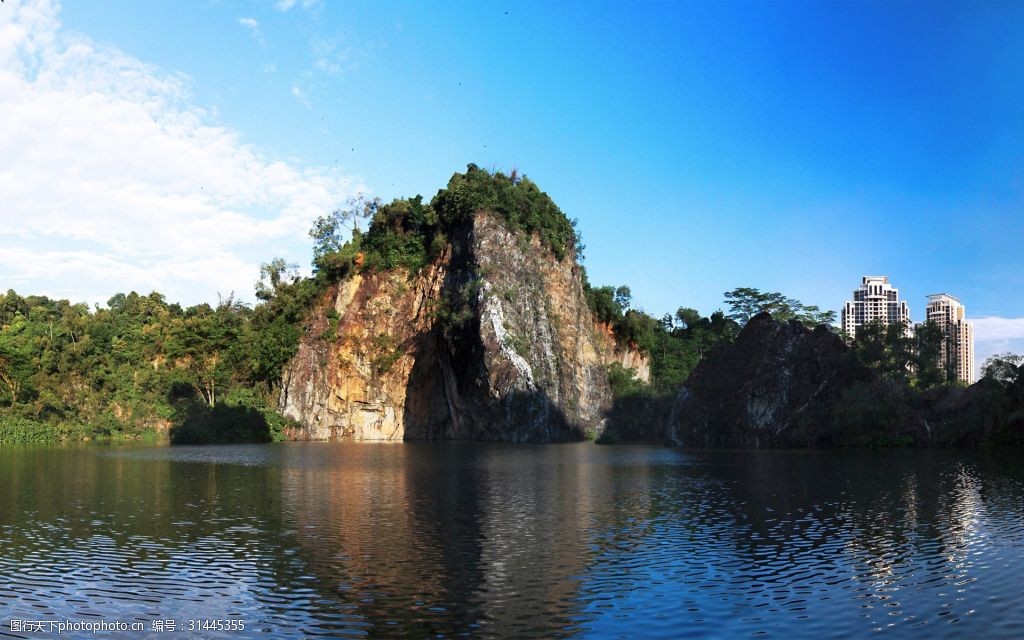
<box><xmin>238</xmin><ymin>16</ymin><xmax>265</xmax><ymax>48</ymax></box>
<box><xmin>972</xmin><ymin>316</ymin><xmax>1024</xmax><ymax>376</ymax></box>
<box><xmin>289</xmin><ymin>31</ymin><xmax>366</xmax><ymax>110</ymax></box>
<box><xmin>973</xmin><ymin>316</ymin><xmax>1024</xmax><ymax>343</ymax></box>
<box><xmin>311</xmin><ymin>35</ymin><xmax>351</xmax><ymax>75</ymax></box>
<box><xmin>0</xmin><ymin>0</ymin><xmax>363</xmax><ymax>306</ymax></box>
<box><xmin>291</xmin><ymin>84</ymin><xmax>310</xmax><ymax>108</ymax></box>
<box><xmin>274</xmin><ymin>0</ymin><xmax>322</xmax><ymax>13</ymax></box>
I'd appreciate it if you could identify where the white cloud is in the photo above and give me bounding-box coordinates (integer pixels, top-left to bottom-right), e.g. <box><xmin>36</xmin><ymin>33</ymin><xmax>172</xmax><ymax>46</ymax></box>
<box><xmin>971</xmin><ymin>316</ymin><xmax>1024</xmax><ymax>377</ymax></box>
<box><xmin>274</xmin><ymin>0</ymin><xmax>322</xmax><ymax>12</ymax></box>
<box><xmin>289</xmin><ymin>33</ymin><xmax>363</xmax><ymax>109</ymax></box>
<box><xmin>0</xmin><ymin>0</ymin><xmax>362</xmax><ymax>307</ymax></box>
<box><xmin>291</xmin><ymin>84</ymin><xmax>310</xmax><ymax>108</ymax></box>
<box><xmin>238</xmin><ymin>16</ymin><xmax>265</xmax><ymax>47</ymax></box>
<box><xmin>973</xmin><ymin>317</ymin><xmax>1024</xmax><ymax>343</ymax></box>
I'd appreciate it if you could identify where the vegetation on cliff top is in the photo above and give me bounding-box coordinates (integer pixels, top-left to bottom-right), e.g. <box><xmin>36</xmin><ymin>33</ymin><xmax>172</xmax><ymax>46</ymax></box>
<box><xmin>310</xmin><ymin>164</ymin><xmax>581</xmax><ymax>282</ymax></box>
<box><xmin>722</xmin><ymin>287</ymin><xmax>837</xmax><ymax>326</ymax></box>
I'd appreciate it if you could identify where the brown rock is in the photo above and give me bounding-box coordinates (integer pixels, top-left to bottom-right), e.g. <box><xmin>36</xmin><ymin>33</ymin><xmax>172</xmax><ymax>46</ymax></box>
<box><xmin>279</xmin><ymin>212</ymin><xmax>612</xmax><ymax>442</ymax></box>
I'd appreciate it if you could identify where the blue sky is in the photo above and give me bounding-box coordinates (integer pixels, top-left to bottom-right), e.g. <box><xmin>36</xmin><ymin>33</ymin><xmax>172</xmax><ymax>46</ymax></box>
<box><xmin>1</xmin><ymin>0</ymin><xmax>1023</xmax><ymax>367</ymax></box>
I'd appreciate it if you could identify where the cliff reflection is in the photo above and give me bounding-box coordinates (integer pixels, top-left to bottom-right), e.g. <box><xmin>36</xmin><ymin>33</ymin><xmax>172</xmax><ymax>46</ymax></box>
<box><xmin>278</xmin><ymin>443</ymin><xmax>477</xmax><ymax>636</ymax></box>
<box><xmin>6</xmin><ymin>443</ymin><xmax>1024</xmax><ymax>639</ymax></box>
<box><xmin>279</xmin><ymin>443</ymin><xmax>671</xmax><ymax>637</ymax></box>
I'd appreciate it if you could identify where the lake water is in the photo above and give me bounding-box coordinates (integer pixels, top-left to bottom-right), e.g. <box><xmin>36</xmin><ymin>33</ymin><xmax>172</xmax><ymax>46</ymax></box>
<box><xmin>2</xmin><ymin>443</ymin><xmax>1024</xmax><ymax>638</ymax></box>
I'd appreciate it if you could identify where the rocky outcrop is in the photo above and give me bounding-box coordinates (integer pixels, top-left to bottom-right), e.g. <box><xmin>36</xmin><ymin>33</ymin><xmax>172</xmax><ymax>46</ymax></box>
<box><xmin>278</xmin><ymin>252</ymin><xmax>449</xmax><ymax>442</ymax></box>
<box><xmin>666</xmin><ymin>313</ymin><xmax>1024</xmax><ymax>449</ymax></box>
<box><xmin>279</xmin><ymin>211</ymin><xmax>612</xmax><ymax>442</ymax></box>
<box><xmin>593</xmin><ymin>322</ymin><xmax>651</xmax><ymax>383</ymax></box>
<box><xmin>668</xmin><ymin>313</ymin><xmax>879</xmax><ymax>447</ymax></box>
<box><xmin>919</xmin><ymin>376</ymin><xmax>1024</xmax><ymax>446</ymax></box>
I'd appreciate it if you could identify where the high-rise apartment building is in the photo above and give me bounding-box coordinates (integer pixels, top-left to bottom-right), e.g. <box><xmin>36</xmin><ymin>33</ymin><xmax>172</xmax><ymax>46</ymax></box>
<box><xmin>924</xmin><ymin>293</ymin><xmax>975</xmax><ymax>384</ymax></box>
<box><xmin>841</xmin><ymin>276</ymin><xmax>912</xmax><ymax>338</ymax></box>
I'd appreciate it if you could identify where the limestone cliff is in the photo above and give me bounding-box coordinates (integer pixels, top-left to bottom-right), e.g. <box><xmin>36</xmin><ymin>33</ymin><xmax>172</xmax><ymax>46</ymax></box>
<box><xmin>279</xmin><ymin>211</ymin><xmax>612</xmax><ymax>442</ymax></box>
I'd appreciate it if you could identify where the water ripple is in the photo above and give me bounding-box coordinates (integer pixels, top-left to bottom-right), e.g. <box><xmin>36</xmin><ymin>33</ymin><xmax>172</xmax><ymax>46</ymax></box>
<box><xmin>2</xmin><ymin>445</ymin><xmax>1024</xmax><ymax>638</ymax></box>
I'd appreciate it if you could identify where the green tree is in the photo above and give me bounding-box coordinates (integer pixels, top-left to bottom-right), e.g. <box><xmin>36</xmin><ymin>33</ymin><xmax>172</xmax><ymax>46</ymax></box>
<box><xmin>585</xmin><ymin>286</ymin><xmax>623</xmax><ymax>325</ymax></box>
<box><xmin>852</xmin><ymin>320</ymin><xmax>913</xmax><ymax>383</ymax></box>
<box><xmin>310</xmin><ymin>195</ymin><xmax>380</xmax><ymax>276</ymax></box>
<box><xmin>982</xmin><ymin>353</ymin><xmax>1023</xmax><ymax>386</ymax></box>
<box><xmin>912</xmin><ymin>321</ymin><xmax>947</xmax><ymax>389</ymax></box>
<box><xmin>255</xmin><ymin>258</ymin><xmax>300</xmax><ymax>302</ymax></box>
<box><xmin>723</xmin><ymin>287</ymin><xmax>836</xmax><ymax>327</ymax></box>
<box><xmin>0</xmin><ymin>314</ymin><xmax>33</xmax><ymax>405</ymax></box>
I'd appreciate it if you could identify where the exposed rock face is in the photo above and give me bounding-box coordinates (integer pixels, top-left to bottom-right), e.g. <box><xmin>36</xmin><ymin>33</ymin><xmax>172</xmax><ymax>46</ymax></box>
<box><xmin>593</xmin><ymin>322</ymin><xmax>651</xmax><ymax>383</ymax></box>
<box><xmin>668</xmin><ymin>313</ymin><xmax>877</xmax><ymax>448</ymax></box>
<box><xmin>278</xmin><ymin>254</ymin><xmax>449</xmax><ymax>441</ymax></box>
<box><xmin>279</xmin><ymin>211</ymin><xmax>612</xmax><ymax>442</ymax></box>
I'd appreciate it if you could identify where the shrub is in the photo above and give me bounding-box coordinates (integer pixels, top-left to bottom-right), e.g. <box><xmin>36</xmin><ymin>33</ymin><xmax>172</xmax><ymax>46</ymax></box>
<box><xmin>0</xmin><ymin>415</ymin><xmax>60</xmax><ymax>444</ymax></box>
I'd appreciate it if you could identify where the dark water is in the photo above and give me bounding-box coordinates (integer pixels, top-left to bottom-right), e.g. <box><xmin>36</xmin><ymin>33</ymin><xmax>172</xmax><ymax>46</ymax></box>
<box><xmin>2</xmin><ymin>443</ymin><xmax>1024</xmax><ymax>638</ymax></box>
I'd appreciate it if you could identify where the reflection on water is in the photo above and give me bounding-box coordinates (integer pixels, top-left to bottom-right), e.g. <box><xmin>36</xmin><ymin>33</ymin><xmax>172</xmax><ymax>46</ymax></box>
<box><xmin>2</xmin><ymin>443</ymin><xmax>1024</xmax><ymax>638</ymax></box>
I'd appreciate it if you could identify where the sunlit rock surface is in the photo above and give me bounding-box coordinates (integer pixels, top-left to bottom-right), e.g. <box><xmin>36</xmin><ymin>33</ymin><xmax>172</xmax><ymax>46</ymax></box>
<box><xmin>279</xmin><ymin>211</ymin><xmax>614</xmax><ymax>442</ymax></box>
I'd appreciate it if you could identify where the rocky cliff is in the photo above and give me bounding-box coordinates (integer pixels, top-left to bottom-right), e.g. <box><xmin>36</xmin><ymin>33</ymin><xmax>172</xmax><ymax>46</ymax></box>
<box><xmin>279</xmin><ymin>211</ymin><xmax>613</xmax><ymax>442</ymax></box>
<box><xmin>593</xmin><ymin>322</ymin><xmax>651</xmax><ymax>383</ymax></box>
<box><xmin>668</xmin><ymin>313</ymin><xmax>879</xmax><ymax>447</ymax></box>
<box><xmin>665</xmin><ymin>313</ymin><xmax>1024</xmax><ymax>449</ymax></box>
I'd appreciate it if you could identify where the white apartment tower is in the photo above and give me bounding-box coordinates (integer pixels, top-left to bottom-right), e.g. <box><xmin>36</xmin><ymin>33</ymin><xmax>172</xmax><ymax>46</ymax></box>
<box><xmin>841</xmin><ymin>276</ymin><xmax>912</xmax><ymax>338</ymax></box>
<box><xmin>925</xmin><ymin>293</ymin><xmax>975</xmax><ymax>384</ymax></box>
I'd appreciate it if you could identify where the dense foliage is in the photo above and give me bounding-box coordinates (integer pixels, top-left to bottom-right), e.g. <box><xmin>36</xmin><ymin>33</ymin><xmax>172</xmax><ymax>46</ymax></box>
<box><xmin>585</xmin><ymin>284</ymin><xmax>741</xmax><ymax>395</ymax></box>
<box><xmin>310</xmin><ymin>164</ymin><xmax>580</xmax><ymax>282</ymax></box>
<box><xmin>983</xmin><ymin>353</ymin><xmax>1024</xmax><ymax>385</ymax></box>
<box><xmin>970</xmin><ymin>355</ymin><xmax>1024</xmax><ymax>445</ymax></box>
<box><xmin>816</xmin><ymin>325</ymin><xmax>1024</xmax><ymax>448</ymax></box>
<box><xmin>586</xmin><ymin>284</ymin><xmax>844</xmax><ymax>398</ymax></box>
<box><xmin>849</xmin><ymin>319</ymin><xmax>963</xmax><ymax>389</ymax></box>
<box><xmin>830</xmin><ymin>350</ymin><xmax>1024</xmax><ymax>448</ymax></box>
<box><xmin>0</xmin><ymin>288</ymin><xmax>300</xmax><ymax>444</ymax></box>
<box><xmin>431</xmin><ymin>165</ymin><xmax>580</xmax><ymax>260</ymax></box>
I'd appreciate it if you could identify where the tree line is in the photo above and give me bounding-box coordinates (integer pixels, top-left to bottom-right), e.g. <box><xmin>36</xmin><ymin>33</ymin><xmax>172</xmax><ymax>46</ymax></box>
<box><xmin>0</xmin><ymin>284</ymin><xmax>309</xmax><ymax>444</ymax></box>
<box><xmin>2</xmin><ymin>162</ymin><xmax>1018</xmax><ymax>444</ymax></box>
<box><xmin>588</xmin><ymin>283</ymin><xmax>1014</xmax><ymax>398</ymax></box>
<box><xmin>585</xmin><ymin>285</ymin><xmax>839</xmax><ymax>396</ymax></box>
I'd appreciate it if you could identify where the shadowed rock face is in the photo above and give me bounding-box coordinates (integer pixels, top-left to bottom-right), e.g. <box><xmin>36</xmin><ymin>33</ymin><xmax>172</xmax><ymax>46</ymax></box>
<box><xmin>668</xmin><ymin>313</ymin><xmax>876</xmax><ymax>448</ymax></box>
<box><xmin>663</xmin><ymin>313</ymin><xmax>1024</xmax><ymax>449</ymax></box>
<box><xmin>278</xmin><ymin>211</ymin><xmax>613</xmax><ymax>442</ymax></box>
